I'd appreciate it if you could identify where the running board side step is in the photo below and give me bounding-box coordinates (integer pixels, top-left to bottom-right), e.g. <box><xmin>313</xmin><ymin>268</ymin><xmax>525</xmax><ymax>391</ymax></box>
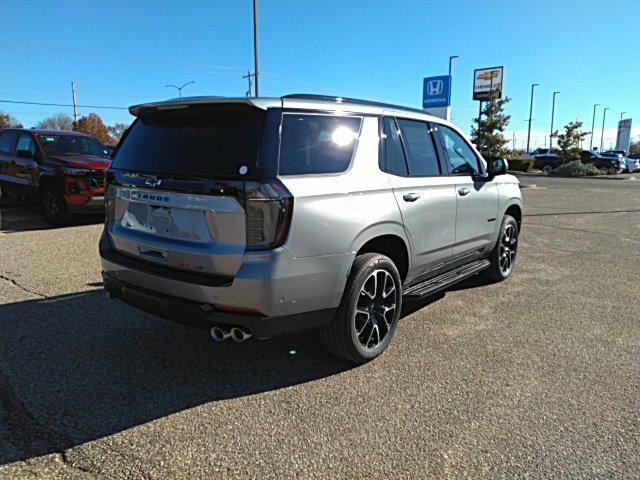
<box><xmin>403</xmin><ymin>259</ymin><xmax>491</xmax><ymax>297</ymax></box>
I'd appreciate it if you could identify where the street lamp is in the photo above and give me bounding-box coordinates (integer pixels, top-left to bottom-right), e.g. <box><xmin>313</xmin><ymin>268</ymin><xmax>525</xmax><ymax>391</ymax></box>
<box><xmin>165</xmin><ymin>81</ymin><xmax>195</xmax><ymax>98</ymax></box>
<box><xmin>600</xmin><ymin>107</ymin><xmax>610</xmax><ymax>152</ymax></box>
<box><xmin>526</xmin><ymin>83</ymin><xmax>539</xmax><ymax>154</ymax></box>
<box><xmin>620</xmin><ymin>111</ymin><xmax>626</xmax><ymax>121</ymax></box>
<box><xmin>448</xmin><ymin>55</ymin><xmax>459</xmax><ymax>77</ymax></box>
<box><xmin>590</xmin><ymin>104</ymin><xmax>599</xmax><ymax>150</ymax></box>
<box><xmin>550</xmin><ymin>91</ymin><xmax>560</xmax><ymax>149</ymax></box>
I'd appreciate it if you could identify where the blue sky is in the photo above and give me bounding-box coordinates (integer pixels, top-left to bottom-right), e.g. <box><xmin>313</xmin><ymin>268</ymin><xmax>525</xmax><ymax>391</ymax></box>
<box><xmin>1</xmin><ymin>0</ymin><xmax>638</xmax><ymax>149</ymax></box>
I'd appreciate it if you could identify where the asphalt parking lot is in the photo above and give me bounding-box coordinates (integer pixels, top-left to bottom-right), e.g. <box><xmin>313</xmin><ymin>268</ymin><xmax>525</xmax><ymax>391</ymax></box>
<box><xmin>0</xmin><ymin>175</ymin><xmax>638</xmax><ymax>479</ymax></box>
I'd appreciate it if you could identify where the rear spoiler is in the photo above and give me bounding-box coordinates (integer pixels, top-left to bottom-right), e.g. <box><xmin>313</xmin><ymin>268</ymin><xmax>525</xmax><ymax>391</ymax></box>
<box><xmin>128</xmin><ymin>96</ymin><xmax>282</xmax><ymax>116</ymax></box>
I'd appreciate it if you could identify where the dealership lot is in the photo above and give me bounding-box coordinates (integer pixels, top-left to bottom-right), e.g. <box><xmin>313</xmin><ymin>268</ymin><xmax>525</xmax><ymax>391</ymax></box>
<box><xmin>0</xmin><ymin>175</ymin><xmax>638</xmax><ymax>479</ymax></box>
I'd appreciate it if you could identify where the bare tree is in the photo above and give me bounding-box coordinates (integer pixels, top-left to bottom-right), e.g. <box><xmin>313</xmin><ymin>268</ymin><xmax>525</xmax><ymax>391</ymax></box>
<box><xmin>36</xmin><ymin>113</ymin><xmax>74</xmax><ymax>131</ymax></box>
<box><xmin>108</xmin><ymin>122</ymin><xmax>129</xmax><ymax>141</ymax></box>
<box><xmin>0</xmin><ymin>111</ymin><xmax>23</xmax><ymax>129</ymax></box>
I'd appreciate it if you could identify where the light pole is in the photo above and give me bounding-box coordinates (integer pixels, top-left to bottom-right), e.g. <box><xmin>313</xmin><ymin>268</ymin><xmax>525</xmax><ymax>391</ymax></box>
<box><xmin>620</xmin><ymin>111</ymin><xmax>626</xmax><ymax>121</ymax></box>
<box><xmin>253</xmin><ymin>0</ymin><xmax>260</xmax><ymax>97</ymax></box>
<box><xmin>550</xmin><ymin>91</ymin><xmax>560</xmax><ymax>149</ymax></box>
<box><xmin>526</xmin><ymin>83</ymin><xmax>539</xmax><ymax>154</ymax></box>
<box><xmin>590</xmin><ymin>104</ymin><xmax>599</xmax><ymax>150</ymax></box>
<box><xmin>448</xmin><ymin>55</ymin><xmax>459</xmax><ymax>77</ymax></box>
<box><xmin>165</xmin><ymin>81</ymin><xmax>195</xmax><ymax>98</ymax></box>
<box><xmin>600</xmin><ymin>107</ymin><xmax>609</xmax><ymax>152</ymax></box>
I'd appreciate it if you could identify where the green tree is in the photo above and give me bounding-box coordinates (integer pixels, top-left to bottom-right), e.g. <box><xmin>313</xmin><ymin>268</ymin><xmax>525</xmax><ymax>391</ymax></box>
<box><xmin>37</xmin><ymin>112</ymin><xmax>73</xmax><ymax>130</ymax></box>
<box><xmin>470</xmin><ymin>93</ymin><xmax>512</xmax><ymax>158</ymax></box>
<box><xmin>0</xmin><ymin>111</ymin><xmax>23</xmax><ymax>129</ymax></box>
<box><xmin>553</xmin><ymin>121</ymin><xmax>588</xmax><ymax>161</ymax></box>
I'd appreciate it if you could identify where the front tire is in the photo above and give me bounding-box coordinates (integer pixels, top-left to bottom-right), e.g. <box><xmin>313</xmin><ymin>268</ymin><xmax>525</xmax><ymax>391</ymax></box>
<box><xmin>321</xmin><ymin>253</ymin><xmax>402</xmax><ymax>364</ymax></box>
<box><xmin>483</xmin><ymin>215</ymin><xmax>519</xmax><ymax>282</ymax></box>
<box><xmin>42</xmin><ymin>185</ymin><xmax>73</xmax><ymax>226</ymax></box>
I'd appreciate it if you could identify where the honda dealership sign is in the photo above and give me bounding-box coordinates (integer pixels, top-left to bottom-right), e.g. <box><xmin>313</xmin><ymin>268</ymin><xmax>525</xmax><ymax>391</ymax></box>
<box><xmin>422</xmin><ymin>75</ymin><xmax>451</xmax><ymax>108</ymax></box>
<box><xmin>473</xmin><ymin>66</ymin><xmax>504</xmax><ymax>101</ymax></box>
<box><xmin>616</xmin><ymin>118</ymin><xmax>632</xmax><ymax>152</ymax></box>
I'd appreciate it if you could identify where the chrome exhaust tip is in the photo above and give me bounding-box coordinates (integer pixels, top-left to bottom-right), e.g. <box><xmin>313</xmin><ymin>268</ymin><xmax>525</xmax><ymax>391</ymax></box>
<box><xmin>230</xmin><ymin>327</ymin><xmax>252</xmax><ymax>343</ymax></box>
<box><xmin>210</xmin><ymin>326</ymin><xmax>230</xmax><ymax>342</ymax></box>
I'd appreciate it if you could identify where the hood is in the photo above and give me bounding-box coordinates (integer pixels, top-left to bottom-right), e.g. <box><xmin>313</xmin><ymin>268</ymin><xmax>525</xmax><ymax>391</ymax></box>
<box><xmin>48</xmin><ymin>154</ymin><xmax>111</xmax><ymax>170</ymax></box>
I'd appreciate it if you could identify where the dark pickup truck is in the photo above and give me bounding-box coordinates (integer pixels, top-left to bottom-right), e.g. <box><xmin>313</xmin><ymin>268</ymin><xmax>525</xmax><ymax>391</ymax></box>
<box><xmin>0</xmin><ymin>128</ymin><xmax>110</xmax><ymax>225</ymax></box>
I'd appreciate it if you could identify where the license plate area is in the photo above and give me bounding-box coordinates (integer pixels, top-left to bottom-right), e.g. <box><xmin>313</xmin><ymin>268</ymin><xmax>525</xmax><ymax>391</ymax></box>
<box><xmin>120</xmin><ymin>200</ymin><xmax>212</xmax><ymax>242</ymax></box>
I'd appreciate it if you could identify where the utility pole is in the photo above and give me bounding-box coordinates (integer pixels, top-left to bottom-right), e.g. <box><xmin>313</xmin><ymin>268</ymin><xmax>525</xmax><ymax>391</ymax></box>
<box><xmin>526</xmin><ymin>83</ymin><xmax>539</xmax><ymax>154</ymax></box>
<box><xmin>550</xmin><ymin>91</ymin><xmax>560</xmax><ymax>149</ymax></box>
<box><xmin>71</xmin><ymin>81</ymin><xmax>79</xmax><ymax>129</ymax></box>
<box><xmin>590</xmin><ymin>104</ymin><xmax>599</xmax><ymax>150</ymax></box>
<box><xmin>600</xmin><ymin>107</ymin><xmax>609</xmax><ymax>152</ymax></box>
<box><xmin>243</xmin><ymin>70</ymin><xmax>254</xmax><ymax>97</ymax></box>
<box><xmin>253</xmin><ymin>0</ymin><xmax>260</xmax><ymax>97</ymax></box>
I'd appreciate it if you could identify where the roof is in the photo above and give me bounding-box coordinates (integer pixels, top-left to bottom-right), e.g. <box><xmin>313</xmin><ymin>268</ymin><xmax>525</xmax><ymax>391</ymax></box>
<box><xmin>127</xmin><ymin>93</ymin><xmax>448</xmax><ymax>125</ymax></box>
<box><xmin>0</xmin><ymin>128</ymin><xmax>91</xmax><ymax>136</ymax></box>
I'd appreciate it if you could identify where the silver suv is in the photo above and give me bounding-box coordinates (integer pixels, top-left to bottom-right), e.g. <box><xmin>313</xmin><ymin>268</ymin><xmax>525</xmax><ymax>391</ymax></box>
<box><xmin>100</xmin><ymin>94</ymin><xmax>523</xmax><ymax>363</ymax></box>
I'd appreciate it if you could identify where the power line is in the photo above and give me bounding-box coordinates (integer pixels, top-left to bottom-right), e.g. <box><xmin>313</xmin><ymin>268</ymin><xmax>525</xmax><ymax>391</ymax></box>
<box><xmin>0</xmin><ymin>99</ymin><xmax>127</xmax><ymax>110</ymax></box>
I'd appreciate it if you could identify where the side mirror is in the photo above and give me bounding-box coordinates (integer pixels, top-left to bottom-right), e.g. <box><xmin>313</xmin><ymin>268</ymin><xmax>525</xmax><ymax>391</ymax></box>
<box><xmin>16</xmin><ymin>149</ymin><xmax>34</xmax><ymax>159</ymax></box>
<box><xmin>487</xmin><ymin>157</ymin><xmax>508</xmax><ymax>178</ymax></box>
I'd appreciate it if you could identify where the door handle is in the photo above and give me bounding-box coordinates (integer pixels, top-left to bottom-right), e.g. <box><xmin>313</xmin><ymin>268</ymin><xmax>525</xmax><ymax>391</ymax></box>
<box><xmin>403</xmin><ymin>192</ymin><xmax>420</xmax><ymax>202</ymax></box>
<box><xmin>458</xmin><ymin>187</ymin><xmax>471</xmax><ymax>196</ymax></box>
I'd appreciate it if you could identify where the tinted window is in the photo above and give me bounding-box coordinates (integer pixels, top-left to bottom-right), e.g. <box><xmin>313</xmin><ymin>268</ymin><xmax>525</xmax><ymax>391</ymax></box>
<box><xmin>381</xmin><ymin>117</ymin><xmax>407</xmax><ymax>176</ymax></box>
<box><xmin>111</xmin><ymin>104</ymin><xmax>266</xmax><ymax>177</ymax></box>
<box><xmin>38</xmin><ymin>134</ymin><xmax>106</xmax><ymax>156</ymax></box>
<box><xmin>396</xmin><ymin>119</ymin><xmax>440</xmax><ymax>176</ymax></box>
<box><xmin>438</xmin><ymin>125</ymin><xmax>481</xmax><ymax>175</ymax></box>
<box><xmin>279</xmin><ymin>114</ymin><xmax>361</xmax><ymax>175</ymax></box>
<box><xmin>16</xmin><ymin>134</ymin><xmax>37</xmax><ymax>156</ymax></box>
<box><xmin>0</xmin><ymin>131</ymin><xmax>17</xmax><ymax>155</ymax></box>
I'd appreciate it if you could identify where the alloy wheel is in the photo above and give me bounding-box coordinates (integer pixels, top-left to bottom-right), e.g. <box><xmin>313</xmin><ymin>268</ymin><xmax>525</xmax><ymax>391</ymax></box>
<box><xmin>354</xmin><ymin>269</ymin><xmax>397</xmax><ymax>349</ymax></box>
<box><xmin>499</xmin><ymin>223</ymin><xmax>518</xmax><ymax>275</ymax></box>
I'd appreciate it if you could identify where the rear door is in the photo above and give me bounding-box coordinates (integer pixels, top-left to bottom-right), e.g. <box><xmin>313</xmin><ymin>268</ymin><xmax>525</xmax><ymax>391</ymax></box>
<box><xmin>105</xmin><ymin>103</ymin><xmax>270</xmax><ymax>278</ymax></box>
<box><xmin>435</xmin><ymin>124</ymin><xmax>499</xmax><ymax>259</ymax></box>
<box><xmin>14</xmin><ymin>132</ymin><xmax>39</xmax><ymax>193</ymax></box>
<box><xmin>382</xmin><ymin>116</ymin><xmax>456</xmax><ymax>280</ymax></box>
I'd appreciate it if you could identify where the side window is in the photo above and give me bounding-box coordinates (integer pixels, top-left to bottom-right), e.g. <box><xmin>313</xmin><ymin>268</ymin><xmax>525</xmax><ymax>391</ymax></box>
<box><xmin>396</xmin><ymin>119</ymin><xmax>441</xmax><ymax>176</ymax></box>
<box><xmin>0</xmin><ymin>132</ymin><xmax>17</xmax><ymax>155</ymax></box>
<box><xmin>278</xmin><ymin>114</ymin><xmax>362</xmax><ymax>175</ymax></box>
<box><xmin>438</xmin><ymin>125</ymin><xmax>481</xmax><ymax>175</ymax></box>
<box><xmin>381</xmin><ymin>117</ymin><xmax>408</xmax><ymax>176</ymax></box>
<box><xmin>16</xmin><ymin>134</ymin><xmax>36</xmax><ymax>156</ymax></box>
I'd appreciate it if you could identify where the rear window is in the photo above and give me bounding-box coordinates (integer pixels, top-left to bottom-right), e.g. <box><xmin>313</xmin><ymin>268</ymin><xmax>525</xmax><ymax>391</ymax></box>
<box><xmin>278</xmin><ymin>114</ymin><xmax>362</xmax><ymax>175</ymax></box>
<box><xmin>111</xmin><ymin>104</ymin><xmax>266</xmax><ymax>177</ymax></box>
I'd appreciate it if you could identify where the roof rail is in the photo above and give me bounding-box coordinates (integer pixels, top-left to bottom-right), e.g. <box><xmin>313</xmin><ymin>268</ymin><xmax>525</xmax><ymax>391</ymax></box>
<box><xmin>282</xmin><ymin>94</ymin><xmax>427</xmax><ymax>115</ymax></box>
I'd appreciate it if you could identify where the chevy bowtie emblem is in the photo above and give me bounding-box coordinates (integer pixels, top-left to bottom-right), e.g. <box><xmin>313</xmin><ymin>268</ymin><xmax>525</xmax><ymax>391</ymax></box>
<box><xmin>145</xmin><ymin>178</ymin><xmax>162</xmax><ymax>187</ymax></box>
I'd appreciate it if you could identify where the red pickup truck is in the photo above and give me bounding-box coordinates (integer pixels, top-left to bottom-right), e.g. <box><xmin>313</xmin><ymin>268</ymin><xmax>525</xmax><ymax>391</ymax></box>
<box><xmin>0</xmin><ymin>128</ymin><xmax>110</xmax><ymax>225</ymax></box>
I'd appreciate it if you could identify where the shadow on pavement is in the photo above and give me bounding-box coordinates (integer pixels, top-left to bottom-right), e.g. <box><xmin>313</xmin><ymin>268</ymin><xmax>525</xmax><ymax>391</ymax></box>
<box><xmin>0</xmin><ymin>200</ymin><xmax>102</xmax><ymax>234</ymax></box>
<box><xmin>0</xmin><ymin>272</ymin><xmax>472</xmax><ymax>465</ymax></box>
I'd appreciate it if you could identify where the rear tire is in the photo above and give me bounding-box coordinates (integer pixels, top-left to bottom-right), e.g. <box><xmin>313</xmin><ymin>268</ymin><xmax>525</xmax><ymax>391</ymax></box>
<box><xmin>42</xmin><ymin>185</ymin><xmax>73</xmax><ymax>226</ymax></box>
<box><xmin>321</xmin><ymin>253</ymin><xmax>402</xmax><ymax>364</ymax></box>
<box><xmin>483</xmin><ymin>215</ymin><xmax>519</xmax><ymax>282</ymax></box>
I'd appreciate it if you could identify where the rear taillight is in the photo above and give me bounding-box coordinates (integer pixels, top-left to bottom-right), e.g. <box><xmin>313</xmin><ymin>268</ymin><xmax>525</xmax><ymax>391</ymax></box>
<box><xmin>245</xmin><ymin>180</ymin><xmax>293</xmax><ymax>251</ymax></box>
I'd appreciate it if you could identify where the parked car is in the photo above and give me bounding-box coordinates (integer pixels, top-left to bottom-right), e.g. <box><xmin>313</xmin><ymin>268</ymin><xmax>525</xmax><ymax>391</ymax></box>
<box><xmin>0</xmin><ymin>128</ymin><xmax>110</xmax><ymax>224</ymax></box>
<box><xmin>100</xmin><ymin>94</ymin><xmax>523</xmax><ymax>363</ymax></box>
<box><xmin>628</xmin><ymin>152</ymin><xmax>640</xmax><ymax>160</ymax></box>
<box><xmin>533</xmin><ymin>154</ymin><xmax>564</xmax><ymax>173</ymax></box>
<box><xmin>602</xmin><ymin>150</ymin><xmax>639</xmax><ymax>172</ymax></box>
<box><xmin>580</xmin><ymin>150</ymin><xmax>624</xmax><ymax>174</ymax></box>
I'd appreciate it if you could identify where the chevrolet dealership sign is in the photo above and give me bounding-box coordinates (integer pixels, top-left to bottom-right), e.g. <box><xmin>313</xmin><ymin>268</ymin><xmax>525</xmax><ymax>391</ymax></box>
<box><xmin>473</xmin><ymin>66</ymin><xmax>504</xmax><ymax>101</ymax></box>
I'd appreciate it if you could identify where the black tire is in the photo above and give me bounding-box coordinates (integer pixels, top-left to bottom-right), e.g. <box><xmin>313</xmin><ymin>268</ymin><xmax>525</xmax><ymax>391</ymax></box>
<box><xmin>542</xmin><ymin>165</ymin><xmax>553</xmax><ymax>174</ymax></box>
<box><xmin>320</xmin><ymin>253</ymin><xmax>402</xmax><ymax>364</ymax></box>
<box><xmin>483</xmin><ymin>214</ymin><xmax>519</xmax><ymax>282</ymax></box>
<box><xmin>42</xmin><ymin>185</ymin><xmax>73</xmax><ymax>226</ymax></box>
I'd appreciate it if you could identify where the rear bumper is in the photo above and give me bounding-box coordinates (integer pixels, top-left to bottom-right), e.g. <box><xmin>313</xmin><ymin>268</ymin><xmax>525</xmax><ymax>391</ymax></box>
<box><xmin>103</xmin><ymin>275</ymin><xmax>335</xmax><ymax>338</ymax></box>
<box><xmin>99</xmin><ymin>231</ymin><xmax>352</xmax><ymax>335</ymax></box>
